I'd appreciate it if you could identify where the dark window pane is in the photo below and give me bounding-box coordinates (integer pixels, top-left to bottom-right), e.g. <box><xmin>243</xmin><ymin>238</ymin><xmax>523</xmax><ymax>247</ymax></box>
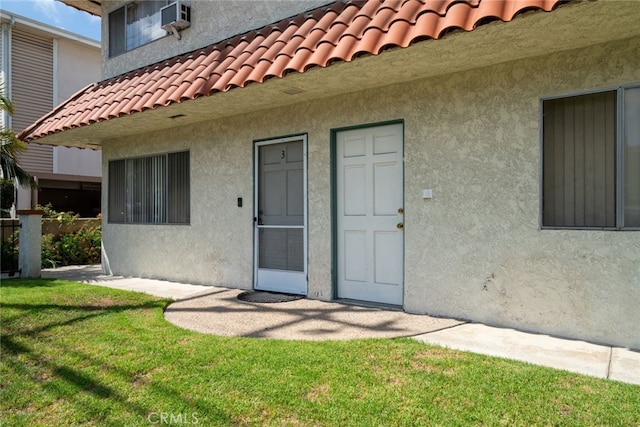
<box><xmin>542</xmin><ymin>92</ymin><xmax>616</xmax><ymax>227</ymax></box>
<box><xmin>109</xmin><ymin>7</ymin><xmax>125</xmax><ymax>57</ymax></box>
<box><xmin>108</xmin><ymin>160</ymin><xmax>126</xmax><ymax>223</ymax></box>
<box><xmin>168</xmin><ymin>151</ymin><xmax>190</xmax><ymax>224</ymax></box>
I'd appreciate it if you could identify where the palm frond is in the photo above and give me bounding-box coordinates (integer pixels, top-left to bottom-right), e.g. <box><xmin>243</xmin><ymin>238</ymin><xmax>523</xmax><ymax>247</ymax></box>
<box><xmin>0</xmin><ymin>84</ymin><xmax>14</xmax><ymax>115</ymax></box>
<box><xmin>0</xmin><ymin>86</ymin><xmax>36</xmax><ymax>188</ymax></box>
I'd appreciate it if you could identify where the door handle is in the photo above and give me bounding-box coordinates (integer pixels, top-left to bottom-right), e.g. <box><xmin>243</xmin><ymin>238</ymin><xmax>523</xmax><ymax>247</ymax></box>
<box><xmin>397</xmin><ymin>222</ymin><xmax>404</xmax><ymax>230</ymax></box>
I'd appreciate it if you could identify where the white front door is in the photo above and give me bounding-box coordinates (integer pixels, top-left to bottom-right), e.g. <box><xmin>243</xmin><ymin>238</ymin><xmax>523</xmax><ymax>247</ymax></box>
<box><xmin>336</xmin><ymin>123</ymin><xmax>404</xmax><ymax>306</ymax></box>
<box><xmin>254</xmin><ymin>136</ymin><xmax>307</xmax><ymax>295</ymax></box>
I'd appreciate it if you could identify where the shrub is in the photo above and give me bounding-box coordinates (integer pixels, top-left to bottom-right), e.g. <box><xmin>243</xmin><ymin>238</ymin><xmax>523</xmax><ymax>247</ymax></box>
<box><xmin>36</xmin><ymin>203</ymin><xmax>79</xmax><ymax>225</ymax></box>
<box><xmin>41</xmin><ymin>224</ymin><xmax>101</xmax><ymax>268</ymax></box>
<box><xmin>37</xmin><ymin>205</ymin><xmax>101</xmax><ymax>268</ymax></box>
<box><xmin>41</xmin><ymin>232</ymin><xmax>57</xmax><ymax>268</ymax></box>
<box><xmin>1</xmin><ymin>230</ymin><xmax>19</xmax><ymax>271</ymax></box>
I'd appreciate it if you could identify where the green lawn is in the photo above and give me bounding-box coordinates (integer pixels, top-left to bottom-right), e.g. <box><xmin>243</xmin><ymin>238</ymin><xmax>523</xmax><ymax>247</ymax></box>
<box><xmin>1</xmin><ymin>279</ymin><xmax>638</xmax><ymax>426</ymax></box>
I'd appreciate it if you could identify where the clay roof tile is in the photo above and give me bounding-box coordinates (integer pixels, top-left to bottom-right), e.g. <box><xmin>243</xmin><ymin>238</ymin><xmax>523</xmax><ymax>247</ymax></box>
<box><xmin>264</xmin><ymin>52</ymin><xmax>296</xmax><ymax>79</ymax></box>
<box><xmin>227</xmin><ymin>64</ymin><xmax>258</xmax><ymax>89</ymax></box>
<box><xmin>299</xmin><ymin>27</ymin><xmax>329</xmax><ymax>51</ymax></box>
<box><xmin>277</xmin><ymin>32</ymin><xmax>307</xmax><ymax>58</ymax></box>
<box><xmin>323</xmin><ymin>21</ymin><xmax>350</xmax><ymax>46</ymax></box>
<box><xmin>245</xmin><ymin>58</ymin><xmax>276</xmax><ymax>84</ymax></box>
<box><xmin>384</xmin><ymin>19</ymin><xmax>416</xmax><ymax>47</ymax></box>
<box><xmin>332</xmin><ymin>2</ymin><xmax>361</xmax><ymax>25</ymax></box>
<box><xmin>368</xmin><ymin>5</ymin><xmax>402</xmax><ymax>32</ymax></box>
<box><xmin>343</xmin><ymin>14</ymin><xmax>374</xmax><ymax>39</ymax></box>
<box><xmin>331</xmin><ymin>34</ymin><xmax>361</xmax><ymax>61</ymax></box>
<box><xmin>285</xmin><ymin>47</ymin><xmax>315</xmax><ymax>73</ymax></box>
<box><xmin>393</xmin><ymin>1</ymin><xmax>427</xmax><ymax>24</ymax></box>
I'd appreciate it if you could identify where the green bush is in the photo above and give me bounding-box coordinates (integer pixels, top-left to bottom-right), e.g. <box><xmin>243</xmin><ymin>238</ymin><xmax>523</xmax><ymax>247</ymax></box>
<box><xmin>41</xmin><ymin>224</ymin><xmax>101</xmax><ymax>268</ymax></box>
<box><xmin>41</xmin><ymin>232</ymin><xmax>56</xmax><ymax>268</ymax></box>
<box><xmin>36</xmin><ymin>203</ymin><xmax>79</xmax><ymax>224</ymax></box>
<box><xmin>35</xmin><ymin>205</ymin><xmax>101</xmax><ymax>268</ymax></box>
<box><xmin>1</xmin><ymin>230</ymin><xmax>19</xmax><ymax>271</ymax></box>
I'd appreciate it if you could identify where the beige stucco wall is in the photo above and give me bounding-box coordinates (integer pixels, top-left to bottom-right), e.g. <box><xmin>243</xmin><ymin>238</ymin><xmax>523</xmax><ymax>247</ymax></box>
<box><xmin>55</xmin><ymin>38</ymin><xmax>102</xmax><ymax>177</ymax></box>
<box><xmin>53</xmin><ymin>147</ymin><xmax>101</xmax><ymax>176</ymax></box>
<box><xmin>102</xmin><ymin>35</ymin><xmax>640</xmax><ymax>349</ymax></box>
<box><xmin>56</xmin><ymin>38</ymin><xmax>100</xmax><ymax>102</ymax></box>
<box><xmin>101</xmin><ymin>0</ymin><xmax>333</xmax><ymax>79</ymax></box>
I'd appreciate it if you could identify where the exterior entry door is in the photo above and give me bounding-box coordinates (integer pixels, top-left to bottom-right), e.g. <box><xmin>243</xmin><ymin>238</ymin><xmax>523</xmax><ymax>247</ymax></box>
<box><xmin>336</xmin><ymin>123</ymin><xmax>404</xmax><ymax>306</ymax></box>
<box><xmin>254</xmin><ymin>137</ymin><xmax>307</xmax><ymax>295</ymax></box>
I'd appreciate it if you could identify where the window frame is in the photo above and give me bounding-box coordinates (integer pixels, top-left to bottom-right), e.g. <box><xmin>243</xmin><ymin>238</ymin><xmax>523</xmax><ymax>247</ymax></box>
<box><xmin>539</xmin><ymin>83</ymin><xmax>640</xmax><ymax>231</ymax></box>
<box><xmin>108</xmin><ymin>0</ymin><xmax>170</xmax><ymax>58</ymax></box>
<box><xmin>108</xmin><ymin>150</ymin><xmax>190</xmax><ymax>225</ymax></box>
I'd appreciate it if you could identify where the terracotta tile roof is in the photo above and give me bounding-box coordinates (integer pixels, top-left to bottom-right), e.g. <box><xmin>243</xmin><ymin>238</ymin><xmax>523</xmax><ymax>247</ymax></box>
<box><xmin>19</xmin><ymin>0</ymin><xmax>563</xmax><ymax>143</ymax></box>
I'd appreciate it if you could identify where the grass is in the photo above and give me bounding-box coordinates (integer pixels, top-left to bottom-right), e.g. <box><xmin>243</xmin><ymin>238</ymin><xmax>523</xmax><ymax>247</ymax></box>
<box><xmin>1</xmin><ymin>279</ymin><xmax>639</xmax><ymax>426</ymax></box>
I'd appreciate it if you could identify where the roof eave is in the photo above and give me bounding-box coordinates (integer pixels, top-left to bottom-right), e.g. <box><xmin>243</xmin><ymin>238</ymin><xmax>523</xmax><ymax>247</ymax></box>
<box><xmin>58</xmin><ymin>0</ymin><xmax>102</xmax><ymax>17</ymax></box>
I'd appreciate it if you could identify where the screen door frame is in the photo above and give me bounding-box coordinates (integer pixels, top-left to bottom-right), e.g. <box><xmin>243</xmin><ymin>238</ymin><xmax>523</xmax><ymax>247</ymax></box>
<box><xmin>253</xmin><ymin>134</ymin><xmax>308</xmax><ymax>295</ymax></box>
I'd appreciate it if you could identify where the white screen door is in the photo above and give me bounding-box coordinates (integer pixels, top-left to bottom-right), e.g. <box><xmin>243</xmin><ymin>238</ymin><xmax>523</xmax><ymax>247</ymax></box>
<box><xmin>254</xmin><ymin>136</ymin><xmax>307</xmax><ymax>295</ymax></box>
<box><xmin>336</xmin><ymin>123</ymin><xmax>404</xmax><ymax>306</ymax></box>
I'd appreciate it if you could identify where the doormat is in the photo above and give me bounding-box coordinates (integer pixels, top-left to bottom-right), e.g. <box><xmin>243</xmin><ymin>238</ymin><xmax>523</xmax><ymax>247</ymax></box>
<box><xmin>237</xmin><ymin>291</ymin><xmax>304</xmax><ymax>303</ymax></box>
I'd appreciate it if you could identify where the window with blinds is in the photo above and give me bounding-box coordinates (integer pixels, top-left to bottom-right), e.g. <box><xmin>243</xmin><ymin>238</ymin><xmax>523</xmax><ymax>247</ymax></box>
<box><xmin>542</xmin><ymin>86</ymin><xmax>640</xmax><ymax>229</ymax></box>
<box><xmin>108</xmin><ymin>151</ymin><xmax>190</xmax><ymax>224</ymax></box>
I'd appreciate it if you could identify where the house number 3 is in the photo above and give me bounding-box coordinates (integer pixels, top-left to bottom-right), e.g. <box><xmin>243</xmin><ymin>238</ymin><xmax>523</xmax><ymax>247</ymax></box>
<box><xmin>281</xmin><ymin>150</ymin><xmax>285</xmax><ymax>159</ymax></box>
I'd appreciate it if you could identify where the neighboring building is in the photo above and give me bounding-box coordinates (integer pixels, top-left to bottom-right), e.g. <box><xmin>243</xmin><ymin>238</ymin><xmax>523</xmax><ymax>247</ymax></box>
<box><xmin>19</xmin><ymin>0</ymin><xmax>640</xmax><ymax>349</ymax></box>
<box><xmin>0</xmin><ymin>11</ymin><xmax>101</xmax><ymax>217</ymax></box>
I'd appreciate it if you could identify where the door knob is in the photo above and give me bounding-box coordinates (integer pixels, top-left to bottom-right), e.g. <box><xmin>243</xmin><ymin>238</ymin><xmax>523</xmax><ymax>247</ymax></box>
<box><xmin>398</xmin><ymin>208</ymin><xmax>404</xmax><ymax>214</ymax></box>
<box><xmin>397</xmin><ymin>222</ymin><xmax>404</xmax><ymax>229</ymax></box>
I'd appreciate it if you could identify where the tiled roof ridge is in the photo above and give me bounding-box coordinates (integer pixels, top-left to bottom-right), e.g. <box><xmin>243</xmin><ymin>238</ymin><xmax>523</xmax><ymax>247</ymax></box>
<box><xmin>18</xmin><ymin>0</ymin><xmax>564</xmax><ymax>143</ymax></box>
<box><xmin>94</xmin><ymin>2</ymin><xmax>347</xmax><ymax>87</ymax></box>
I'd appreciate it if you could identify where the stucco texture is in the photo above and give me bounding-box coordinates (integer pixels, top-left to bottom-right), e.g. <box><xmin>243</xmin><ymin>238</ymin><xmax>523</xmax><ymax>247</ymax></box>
<box><xmin>102</xmin><ymin>36</ymin><xmax>640</xmax><ymax>349</ymax></box>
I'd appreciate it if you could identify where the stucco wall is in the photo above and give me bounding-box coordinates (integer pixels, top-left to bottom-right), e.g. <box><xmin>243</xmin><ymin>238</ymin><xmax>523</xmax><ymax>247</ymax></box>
<box><xmin>101</xmin><ymin>0</ymin><xmax>333</xmax><ymax>79</ymax></box>
<box><xmin>56</xmin><ymin>38</ymin><xmax>100</xmax><ymax>102</ymax></box>
<box><xmin>55</xmin><ymin>39</ymin><xmax>102</xmax><ymax>177</ymax></box>
<box><xmin>53</xmin><ymin>147</ymin><xmax>101</xmax><ymax>177</ymax></box>
<box><xmin>102</xmin><ymin>36</ymin><xmax>640</xmax><ymax>348</ymax></box>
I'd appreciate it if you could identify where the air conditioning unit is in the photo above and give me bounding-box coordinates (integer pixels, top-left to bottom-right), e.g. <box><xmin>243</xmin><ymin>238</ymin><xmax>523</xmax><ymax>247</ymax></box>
<box><xmin>161</xmin><ymin>1</ymin><xmax>191</xmax><ymax>33</ymax></box>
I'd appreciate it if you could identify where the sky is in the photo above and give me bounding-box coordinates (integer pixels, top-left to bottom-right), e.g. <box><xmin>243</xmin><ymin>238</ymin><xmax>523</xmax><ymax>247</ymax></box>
<box><xmin>1</xmin><ymin>0</ymin><xmax>101</xmax><ymax>41</ymax></box>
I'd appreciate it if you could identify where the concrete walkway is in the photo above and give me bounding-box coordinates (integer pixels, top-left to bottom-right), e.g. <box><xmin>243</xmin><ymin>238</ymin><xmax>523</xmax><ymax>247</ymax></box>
<box><xmin>41</xmin><ymin>265</ymin><xmax>640</xmax><ymax>385</ymax></box>
<box><xmin>41</xmin><ymin>265</ymin><xmax>212</xmax><ymax>299</ymax></box>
